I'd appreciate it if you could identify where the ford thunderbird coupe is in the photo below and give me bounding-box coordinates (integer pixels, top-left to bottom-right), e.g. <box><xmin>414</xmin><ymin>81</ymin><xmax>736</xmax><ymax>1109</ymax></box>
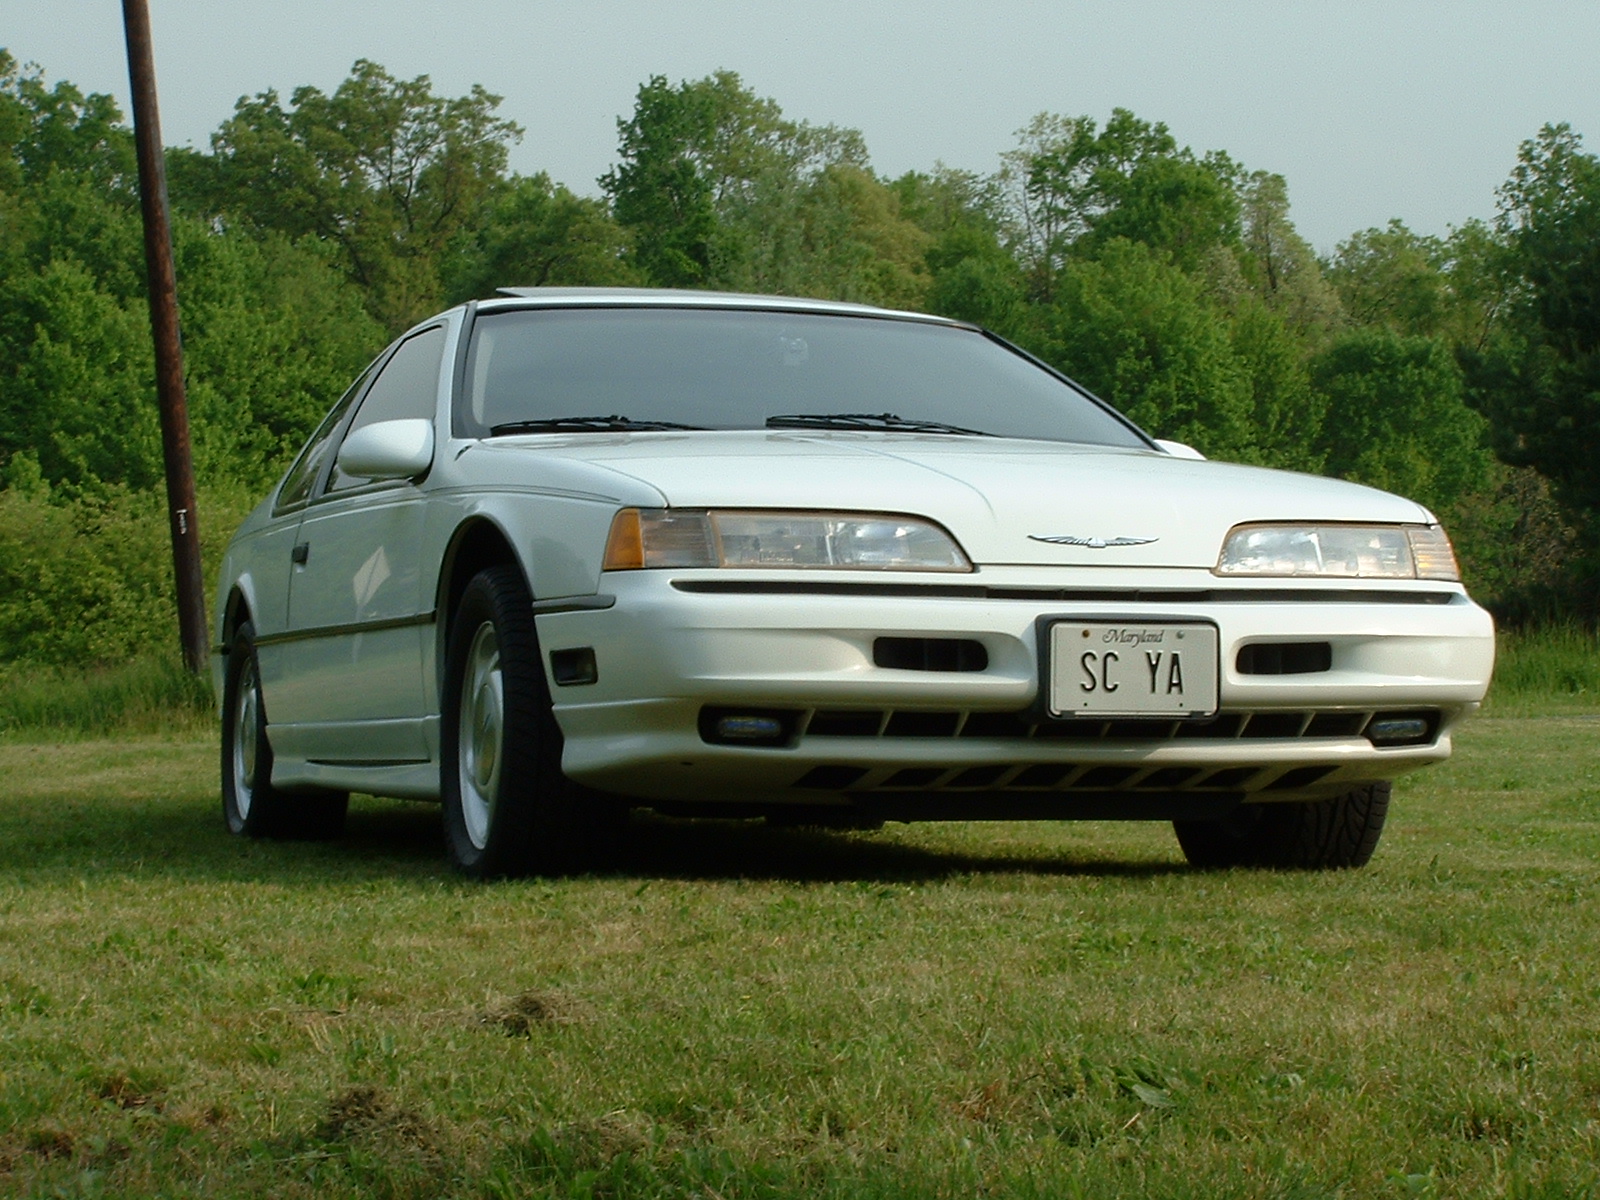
<box><xmin>212</xmin><ymin>288</ymin><xmax>1496</xmax><ymax>875</ymax></box>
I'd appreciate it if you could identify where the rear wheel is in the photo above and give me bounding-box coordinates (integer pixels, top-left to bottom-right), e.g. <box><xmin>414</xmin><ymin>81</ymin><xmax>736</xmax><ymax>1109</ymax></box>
<box><xmin>1173</xmin><ymin>782</ymin><xmax>1391</xmax><ymax>870</ymax></box>
<box><xmin>221</xmin><ymin>621</ymin><xmax>348</xmax><ymax>840</ymax></box>
<box><xmin>441</xmin><ymin>565</ymin><xmax>616</xmax><ymax>877</ymax></box>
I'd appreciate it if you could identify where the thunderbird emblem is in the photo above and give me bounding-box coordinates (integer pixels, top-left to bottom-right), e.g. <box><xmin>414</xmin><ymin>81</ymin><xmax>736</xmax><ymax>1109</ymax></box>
<box><xmin>1029</xmin><ymin>534</ymin><xmax>1159</xmax><ymax>549</ymax></box>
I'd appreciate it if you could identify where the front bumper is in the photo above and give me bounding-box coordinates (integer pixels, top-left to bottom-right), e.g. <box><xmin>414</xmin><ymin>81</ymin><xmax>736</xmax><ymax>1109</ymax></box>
<box><xmin>533</xmin><ymin>567</ymin><xmax>1495</xmax><ymax>813</ymax></box>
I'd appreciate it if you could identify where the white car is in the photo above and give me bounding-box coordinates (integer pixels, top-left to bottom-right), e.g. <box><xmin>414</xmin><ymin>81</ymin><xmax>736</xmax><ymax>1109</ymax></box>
<box><xmin>213</xmin><ymin>288</ymin><xmax>1496</xmax><ymax>875</ymax></box>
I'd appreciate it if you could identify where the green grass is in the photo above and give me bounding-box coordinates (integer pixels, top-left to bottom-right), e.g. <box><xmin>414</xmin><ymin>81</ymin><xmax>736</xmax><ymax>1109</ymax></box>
<box><xmin>1</xmin><ymin>701</ymin><xmax>1598</xmax><ymax>1197</ymax></box>
<box><xmin>0</xmin><ymin>654</ymin><xmax>213</xmax><ymax>739</ymax></box>
<box><xmin>1483</xmin><ymin>623</ymin><xmax>1600</xmax><ymax>713</ymax></box>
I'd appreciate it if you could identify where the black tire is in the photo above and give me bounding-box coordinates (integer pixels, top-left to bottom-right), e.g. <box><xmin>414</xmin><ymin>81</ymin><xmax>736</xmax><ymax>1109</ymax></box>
<box><xmin>1173</xmin><ymin>781</ymin><xmax>1391</xmax><ymax>870</ymax></box>
<box><xmin>221</xmin><ymin>621</ymin><xmax>348</xmax><ymax>840</ymax></box>
<box><xmin>440</xmin><ymin>565</ymin><xmax>616</xmax><ymax>877</ymax></box>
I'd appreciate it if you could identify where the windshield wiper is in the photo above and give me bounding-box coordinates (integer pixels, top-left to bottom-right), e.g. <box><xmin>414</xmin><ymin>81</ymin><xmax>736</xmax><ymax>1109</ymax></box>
<box><xmin>488</xmin><ymin>414</ymin><xmax>704</xmax><ymax>435</ymax></box>
<box><xmin>765</xmin><ymin>411</ymin><xmax>992</xmax><ymax>436</ymax></box>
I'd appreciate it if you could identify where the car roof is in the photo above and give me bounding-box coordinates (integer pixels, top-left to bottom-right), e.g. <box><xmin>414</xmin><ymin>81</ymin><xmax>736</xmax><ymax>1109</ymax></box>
<box><xmin>481</xmin><ymin>287</ymin><xmax>966</xmax><ymax>326</ymax></box>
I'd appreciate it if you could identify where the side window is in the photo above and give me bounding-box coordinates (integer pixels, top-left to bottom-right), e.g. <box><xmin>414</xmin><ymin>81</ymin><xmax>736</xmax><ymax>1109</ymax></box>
<box><xmin>325</xmin><ymin>325</ymin><xmax>447</xmax><ymax>494</ymax></box>
<box><xmin>274</xmin><ymin>362</ymin><xmax>379</xmax><ymax>512</ymax></box>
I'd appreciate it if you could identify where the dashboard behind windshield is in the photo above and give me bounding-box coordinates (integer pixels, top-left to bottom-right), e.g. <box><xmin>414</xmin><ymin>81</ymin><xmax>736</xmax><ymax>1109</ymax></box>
<box><xmin>458</xmin><ymin>307</ymin><xmax>1147</xmax><ymax>448</ymax></box>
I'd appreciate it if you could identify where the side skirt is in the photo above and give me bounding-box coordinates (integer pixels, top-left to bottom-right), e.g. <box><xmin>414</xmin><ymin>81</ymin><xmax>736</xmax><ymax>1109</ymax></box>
<box><xmin>271</xmin><ymin>758</ymin><xmax>441</xmax><ymax>802</ymax></box>
<box><xmin>268</xmin><ymin>716</ymin><xmax>442</xmax><ymax>800</ymax></box>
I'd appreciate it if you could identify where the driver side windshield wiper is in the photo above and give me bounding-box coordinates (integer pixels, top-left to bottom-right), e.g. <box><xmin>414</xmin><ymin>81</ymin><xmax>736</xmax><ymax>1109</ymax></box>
<box><xmin>765</xmin><ymin>411</ymin><xmax>992</xmax><ymax>436</ymax></box>
<box><xmin>488</xmin><ymin>414</ymin><xmax>705</xmax><ymax>435</ymax></box>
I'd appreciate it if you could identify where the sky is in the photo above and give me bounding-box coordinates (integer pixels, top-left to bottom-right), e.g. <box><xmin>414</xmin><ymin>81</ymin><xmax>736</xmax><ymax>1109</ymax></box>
<box><xmin>4</xmin><ymin>0</ymin><xmax>1598</xmax><ymax>254</ymax></box>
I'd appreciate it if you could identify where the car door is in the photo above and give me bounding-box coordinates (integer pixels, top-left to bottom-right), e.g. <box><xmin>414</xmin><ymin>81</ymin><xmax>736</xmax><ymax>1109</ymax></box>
<box><xmin>249</xmin><ymin>361</ymin><xmax>379</xmax><ymax>714</ymax></box>
<box><xmin>269</xmin><ymin>323</ymin><xmax>448</xmax><ymax>766</ymax></box>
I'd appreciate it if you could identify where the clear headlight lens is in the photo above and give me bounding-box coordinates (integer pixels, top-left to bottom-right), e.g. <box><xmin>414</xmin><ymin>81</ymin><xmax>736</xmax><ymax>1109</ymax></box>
<box><xmin>1404</xmin><ymin>525</ymin><xmax>1462</xmax><ymax>581</ymax></box>
<box><xmin>603</xmin><ymin>509</ymin><xmax>972</xmax><ymax>572</ymax></box>
<box><xmin>1215</xmin><ymin>523</ymin><xmax>1460</xmax><ymax>581</ymax></box>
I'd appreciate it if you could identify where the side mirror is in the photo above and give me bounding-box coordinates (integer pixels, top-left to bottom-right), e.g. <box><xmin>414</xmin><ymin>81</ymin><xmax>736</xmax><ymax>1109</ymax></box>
<box><xmin>336</xmin><ymin>419</ymin><xmax>435</xmax><ymax>481</ymax></box>
<box><xmin>1153</xmin><ymin>438</ymin><xmax>1206</xmax><ymax>461</ymax></box>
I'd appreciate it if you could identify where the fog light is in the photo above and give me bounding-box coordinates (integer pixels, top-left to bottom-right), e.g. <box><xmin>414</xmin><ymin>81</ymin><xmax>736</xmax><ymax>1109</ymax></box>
<box><xmin>698</xmin><ymin>707</ymin><xmax>799</xmax><ymax>747</ymax></box>
<box><xmin>1366</xmin><ymin>714</ymin><xmax>1433</xmax><ymax>745</ymax></box>
<box><xmin>719</xmin><ymin>716</ymin><xmax>785</xmax><ymax>741</ymax></box>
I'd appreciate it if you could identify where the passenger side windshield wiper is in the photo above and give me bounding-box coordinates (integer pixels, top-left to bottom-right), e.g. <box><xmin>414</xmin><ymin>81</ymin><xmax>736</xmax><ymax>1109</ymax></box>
<box><xmin>488</xmin><ymin>414</ymin><xmax>705</xmax><ymax>435</ymax></box>
<box><xmin>765</xmin><ymin>411</ymin><xmax>992</xmax><ymax>436</ymax></box>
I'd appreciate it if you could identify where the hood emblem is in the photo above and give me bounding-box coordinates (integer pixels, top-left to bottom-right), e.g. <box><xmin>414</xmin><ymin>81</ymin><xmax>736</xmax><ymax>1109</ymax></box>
<box><xmin>1030</xmin><ymin>534</ymin><xmax>1159</xmax><ymax>549</ymax></box>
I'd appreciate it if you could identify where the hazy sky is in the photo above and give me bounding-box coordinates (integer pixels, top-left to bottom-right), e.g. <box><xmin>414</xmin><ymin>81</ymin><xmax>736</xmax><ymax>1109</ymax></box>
<box><xmin>5</xmin><ymin>0</ymin><xmax>1597</xmax><ymax>253</ymax></box>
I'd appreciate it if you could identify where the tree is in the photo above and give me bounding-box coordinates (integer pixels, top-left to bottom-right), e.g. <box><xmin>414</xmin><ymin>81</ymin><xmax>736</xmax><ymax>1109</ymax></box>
<box><xmin>602</xmin><ymin>71</ymin><xmax>868</xmax><ymax>287</ymax></box>
<box><xmin>998</xmin><ymin>109</ymin><xmax>1241</xmax><ymax>298</ymax></box>
<box><xmin>1036</xmin><ymin>238</ymin><xmax>1257</xmax><ymax>461</ymax></box>
<box><xmin>1084</xmin><ymin>151</ymin><xmax>1241</xmax><ymax>272</ymax></box>
<box><xmin>1328</xmin><ymin>218</ymin><xmax>1510</xmax><ymax>349</ymax></box>
<box><xmin>1328</xmin><ymin>220</ymin><xmax>1450</xmax><ymax>335</ymax></box>
<box><xmin>714</xmin><ymin>162</ymin><xmax>930</xmax><ymax>309</ymax></box>
<box><xmin>1465</xmin><ymin>123</ymin><xmax>1600</xmax><ymax>577</ymax></box>
<box><xmin>188</xmin><ymin>60</ymin><xmax>521</xmax><ymax>330</ymax></box>
<box><xmin>1228</xmin><ymin>299</ymin><xmax>1324</xmax><ymax>473</ymax></box>
<box><xmin>1237</xmin><ymin>171</ymin><xmax>1342</xmax><ymax>337</ymax></box>
<box><xmin>445</xmin><ymin>173</ymin><xmax>638</xmax><ymax>302</ymax></box>
<box><xmin>0</xmin><ymin>50</ymin><xmax>134</xmax><ymax>194</ymax></box>
<box><xmin>0</xmin><ymin>59</ymin><xmax>381</xmax><ymax>497</ymax></box>
<box><xmin>602</xmin><ymin>71</ymin><xmax>928</xmax><ymax>307</ymax></box>
<box><xmin>599</xmin><ymin>74</ymin><xmax>720</xmax><ymax>286</ymax></box>
<box><xmin>892</xmin><ymin>168</ymin><xmax>1029</xmax><ymax>335</ymax></box>
<box><xmin>1309</xmin><ymin>329</ymin><xmax>1491</xmax><ymax>514</ymax></box>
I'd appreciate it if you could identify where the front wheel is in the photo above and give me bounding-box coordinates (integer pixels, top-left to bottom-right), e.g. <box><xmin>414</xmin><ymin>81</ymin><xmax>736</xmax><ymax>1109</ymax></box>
<box><xmin>220</xmin><ymin>621</ymin><xmax>347</xmax><ymax>840</ymax></box>
<box><xmin>1173</xmin><ymin>782</ymin><xmax>1391</xmax><ymax>870</ymax></box>
<box><xmin>440</xmin><ymin>566</ymin><xmax>614</xmax><ymax>877</ymax></box>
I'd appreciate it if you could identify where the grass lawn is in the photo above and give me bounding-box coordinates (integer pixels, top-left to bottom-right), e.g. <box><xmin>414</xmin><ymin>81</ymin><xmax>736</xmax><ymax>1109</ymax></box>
<box><xmin>1</xmin><ymin>708</ymin><xmax>1597</xmax><ymax>1197</ymax></box>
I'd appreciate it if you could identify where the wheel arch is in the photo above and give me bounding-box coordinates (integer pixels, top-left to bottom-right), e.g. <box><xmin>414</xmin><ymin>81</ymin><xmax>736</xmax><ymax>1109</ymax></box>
<box><xmin>434</xmin><ymin>516</ymin><xmax>528</xmax><ymax>692</ymax></box>
<box><xmin>221</xmin><ymin>585</ymin><xmax>253</xmax><ymax>647</ymax></box>
<box><xmin>212</xmin><ymin>582</ymin><xmax>257</xmax><ymax>705</ymax></box>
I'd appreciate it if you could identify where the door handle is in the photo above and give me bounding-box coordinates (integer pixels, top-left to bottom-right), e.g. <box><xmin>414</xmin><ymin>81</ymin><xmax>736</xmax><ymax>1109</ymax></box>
<box><xmin>291</xmin><ymin>542</ymin><xmax>309</xmax><ymax>565</ymax></box>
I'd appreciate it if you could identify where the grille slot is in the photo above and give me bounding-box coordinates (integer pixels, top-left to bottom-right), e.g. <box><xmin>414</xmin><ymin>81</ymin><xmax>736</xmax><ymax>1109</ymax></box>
<box><xmin>1197</xmin><ymin>768</ymin><xmax>1259</xmax><ymax>789</ymax></box>
<box><xmin>1176</xmin><ymin>714</ymin><xmax>1248</xmax><ymax>739</ymax></box>
<box><xmin>1236</xmin><ymin>642</ymin><xmax>1333</xmax><ymax>675</ymax></box>
<box><xmin>1072</xmin><ymin>766</ymin><xmax>1139</xmax><ymax>789</ymax></box>
<box><xmin>960</xmin><ymin>711</ymin><xmax>1033</xmax><ymax>739</ymax></box>
<box><xmin>874</xmin><ymin>637</ymin><xmax>988</xmax><ymax>672</ymax></box>
<box><xmin>1240</xmin><ymin>712</ymin><xmax>1309</xmax><ymax>739</ymax></box>
<box><xmin>1012</xmin><ymin>764</ymin><xmax>1074</xmax><ymax>788</ymax></box>
<box><xmin>883</xmin><ymin>767</ymin><xmax>945</xmax><ymax>788</ymax></box>
<box><xmin>806</xmin><ymin>710</ymin><xmax>883</xmax><ymax>737</ymax></box>
<box><xmin>1268</xmin><ymin>765</ymin><xmax>1337</xmax><ymax>790</ymax></box>
<box><xmin>884</xmin><ymin>711</ymin><xmax>962</xmax><ymax>738</ymax></box>
<box><xmin>1306</xmin><ymin>712</ymin><xmax>1369</xmax><ymax>738</ymax></box>
<box><xmin>947</xmin><ymin>765</ymin><xmax>1008</xmax><ymax>788</ymax></box>
<box><xmin>795</xmin><ymin>765</ymin><xmax>867</xmax><ymax>789</ymax></box>
<box><xmin>1139</xmin><ymin>766</ymin><xmax>1204</xmax><ymax>789</ymax></box>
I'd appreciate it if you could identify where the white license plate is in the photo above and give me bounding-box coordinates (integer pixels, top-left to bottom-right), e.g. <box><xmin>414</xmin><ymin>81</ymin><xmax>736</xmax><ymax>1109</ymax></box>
<box><xmin>1047</xmin><ymin>621</ymin><xmax>1219</xmax><ymax>718</ymax></box>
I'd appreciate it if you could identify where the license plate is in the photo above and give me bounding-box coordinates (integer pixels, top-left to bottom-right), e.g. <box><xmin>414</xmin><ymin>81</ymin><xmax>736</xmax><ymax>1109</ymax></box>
<box><xmin>1047</xmin><ymin>621</ymin><xmax>1219</xmax><ymax>718</ymax></box>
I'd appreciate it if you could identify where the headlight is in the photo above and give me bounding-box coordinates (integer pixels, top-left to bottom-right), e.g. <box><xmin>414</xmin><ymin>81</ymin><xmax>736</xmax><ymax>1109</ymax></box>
<box><xmin>603</xmin><ymin>509</ymin><xmax>973</xmax><ymax>572</ymax></box>
<box><xmin>1215</xmin><ymin>523</ymin><xmax>1460</xmax><ymax>581</ymax></box>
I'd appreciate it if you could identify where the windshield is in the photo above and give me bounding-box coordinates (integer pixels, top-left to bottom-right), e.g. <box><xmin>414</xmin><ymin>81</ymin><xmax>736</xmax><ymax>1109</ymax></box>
<box><xmin>457</xmin><ymin>307</ymin><xmax>1147</xmax><ymax>448</ymax></box>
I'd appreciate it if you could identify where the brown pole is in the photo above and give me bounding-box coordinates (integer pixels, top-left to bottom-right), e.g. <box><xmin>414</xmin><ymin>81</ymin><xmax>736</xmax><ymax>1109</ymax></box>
<box><xmin>121</xmin><ymin>0</ymin><xmax>209</xmax><ymax>675</ymax></box>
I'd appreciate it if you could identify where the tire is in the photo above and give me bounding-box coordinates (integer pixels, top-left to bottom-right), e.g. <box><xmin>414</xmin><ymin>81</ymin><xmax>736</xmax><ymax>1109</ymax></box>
<box><xmin>221</xmin><ymin>621</ymin><xmax>348</xmax><ymax>840</ymax></box>
<box><xmin>440</xmin><ymin>565</ymin><xmax>616</xmax><ymax>877</ymax></box>
<box><xmin>1173</xmin><ymin>781</ymin><xmax>1391</xmax><ymax>870</ymax></box>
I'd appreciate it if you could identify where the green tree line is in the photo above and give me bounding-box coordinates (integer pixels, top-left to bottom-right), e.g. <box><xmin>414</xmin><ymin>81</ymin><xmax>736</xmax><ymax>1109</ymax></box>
<box><xmin>0</xmin><ymin>52</ymin><xmax>1595</xmax><ymax>670</ymax></box>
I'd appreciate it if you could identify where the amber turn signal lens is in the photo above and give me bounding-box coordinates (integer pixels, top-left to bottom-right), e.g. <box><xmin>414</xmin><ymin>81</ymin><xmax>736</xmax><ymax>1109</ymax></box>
<box><xmin>602</xmin><ymin>508</ymin><xmax>645</xmax><ymax>570</ymax></box>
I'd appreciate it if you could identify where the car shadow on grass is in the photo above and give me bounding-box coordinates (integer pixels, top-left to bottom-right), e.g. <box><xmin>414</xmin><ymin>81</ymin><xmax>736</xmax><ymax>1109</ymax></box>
<box><xmin>335</xmin><ymin>801</ymin><xmax>1188</xmax><ymax>884</ymax></box>
<box><xmin>0</xmin><ymin>795</ymin><xmax>1187</xmax><ymax>885</ymax></box>
<box><xmin>598</xmin><ymin>811</ymin><xmax>1188</xmax><ymax>883</ymax></box>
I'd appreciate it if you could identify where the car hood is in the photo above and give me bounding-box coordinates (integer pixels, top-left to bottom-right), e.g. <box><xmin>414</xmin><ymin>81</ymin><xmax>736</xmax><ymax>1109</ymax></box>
<box><xmin>475</xmin><ymin>431</ymin><xmax>1433</xmax><ymax>569</ymax></box>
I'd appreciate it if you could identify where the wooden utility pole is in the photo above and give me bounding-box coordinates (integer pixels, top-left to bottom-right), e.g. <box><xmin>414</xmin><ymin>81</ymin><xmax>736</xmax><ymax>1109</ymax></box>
<box><xmin>122</xmin><ymin>0</ymin><xmax>209</xmax><ymax>674</ymax></box>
